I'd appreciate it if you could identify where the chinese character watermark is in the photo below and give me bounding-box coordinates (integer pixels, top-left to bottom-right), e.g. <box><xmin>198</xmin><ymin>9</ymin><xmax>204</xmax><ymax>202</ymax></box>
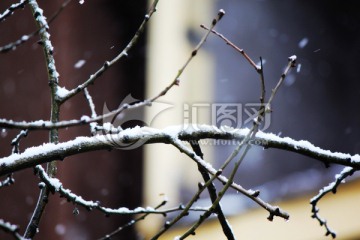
<box><xmin>97</xmin><ymin>94</ymin><xmax>271</xmax><ymax>149</ymax></box>
<box><xmin>184</xmin><ymin>103</ymin><xmax>271</xmax><ymax>131</ymax></box>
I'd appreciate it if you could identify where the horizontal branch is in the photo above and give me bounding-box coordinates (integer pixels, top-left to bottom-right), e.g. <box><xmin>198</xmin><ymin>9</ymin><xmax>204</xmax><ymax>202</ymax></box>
<box><xmin>0</xmin><ymin>125</ymin><xmax>359</xmax><ymax>176</ymax></box>
<box><xmin>36</xmin><ymin>165</ymin><xmax>206</xmax><ymax>216</ymax></box>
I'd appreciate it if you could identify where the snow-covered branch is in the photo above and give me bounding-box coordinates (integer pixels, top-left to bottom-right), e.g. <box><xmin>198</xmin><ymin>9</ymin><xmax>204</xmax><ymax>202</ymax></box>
<box><xmin>0</xmin><ymin>175</ymin><xmax>14</xmax><ymax>188</ymax></box>
<box><xmin>0</xmin><ymin>0</ymin><xmax>70</xmax><ymax>54</ymax></box>
<box><xmin>0</xmin><ymin>219</ymin><xmax>23</xmax><ymax>240</ymax></box>
<box><xmin>35</xmin><ymin>165</ymin><xmax>207</xmax><ymax>217</ymax></box>
<box><xmin>0</xmin><ymin>0</ymin><xmax>28</xmax><ymax>22</ymax></box>
<box><xmin>1</xmin><ymin>125</ymin><xmax>359</xmax><ymax>177</ymax></box>
<box><xmin>309</xmin><ymin>167</ymin><xmax>356</xmax><ymax>238</ymax></box>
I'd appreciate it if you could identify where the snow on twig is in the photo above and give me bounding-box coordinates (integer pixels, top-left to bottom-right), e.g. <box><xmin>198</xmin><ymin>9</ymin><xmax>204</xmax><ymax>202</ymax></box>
<box><xmin>35</xmin><ymin>165</ymin><xmax>207</xmax><ymax>218</ymax></box>
<box><xmin>58</xmin><ymin>0</ymin><xmax>160</xmax><ymax>102</ymax></box>
<box><xmin>0</xmin><ymin>0</ymin><xmax>71</xmax><ymax>53</ymax></box>
<box><xmin>0</xmin><ymin>0</ymin><xmax>28</xmax><ymax>22</ymax></box>
<box><xmin>0</xmin><ymin>219</ymin><xmax>24</xmax><ymax>240</ymax></box>
<box><xmin>309</xmin><ymin>167</ymin><xmax>356</xmax><ymax>238</ymax></box>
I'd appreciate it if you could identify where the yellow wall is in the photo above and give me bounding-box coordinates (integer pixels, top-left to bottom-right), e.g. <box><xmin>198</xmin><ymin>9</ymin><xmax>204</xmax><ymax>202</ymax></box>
<box><xmin>141</xmin><ymin>0</ymin><xmax>215</xmax><ymax>235</ymax></box>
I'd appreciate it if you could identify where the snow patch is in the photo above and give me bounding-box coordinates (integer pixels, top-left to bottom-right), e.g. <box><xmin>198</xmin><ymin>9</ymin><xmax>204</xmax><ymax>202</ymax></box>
<box><xmin>56</xmin><ymin>86</ymin><xmax>70</xmax><ymax>98</ymax></box>
<box><xmin>288</xmin><ymin>55</ymin><xmax>297</xmax><ymax>61</ymax></box>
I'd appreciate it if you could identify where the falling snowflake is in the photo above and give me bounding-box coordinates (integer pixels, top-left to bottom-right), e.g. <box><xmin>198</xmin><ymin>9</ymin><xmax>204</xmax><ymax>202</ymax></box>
<box><xmin>74</xmin><ymin>59</ymin><xmax>86</xmax><ymax>69</ymax></box>
<box><xmin>298</xmin><ymin>37</ymin><xmax>309</xmax><ymax>49</ymax></box>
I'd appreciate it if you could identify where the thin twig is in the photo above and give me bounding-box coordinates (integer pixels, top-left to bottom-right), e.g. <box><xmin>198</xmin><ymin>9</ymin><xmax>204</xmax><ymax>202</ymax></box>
<box><xmin>83</xmin><ymin>88</ymin><xmax>97</xmax><ymax>118</ymax></box>
<box><xmin>180</xmin><ymin>144</ymin><xmax>252</xmax><ymax>239</ymax></box>
<box><xmin>190</xmin><ymin>141</ymin><xmax>235</xmax><ymax>240</ymax></box>
<box><xmin>149</xmin><ymin>9</ymin><xmax>225</xmax><ymax>104</ymax></box>
<box><xmin>0</xmin><ymin>0</ymin><xmax>28</xmax><ymax>22</ymax></box>
<box><xmin>58</xmin><ymin>0</ymin><xmax>160</xmax><ymax>102</ymax></box>
<box><xmin>11</xmin><ymin>130</ymin><xmax>28</xmax><ymax>154</ymax></box>
<box><xmin>0</xmin><ymin>0</ymin><xmax>71</xmax><ymax>53</ymax></box>
<box><xmin>201</xmin><ymin>25</ymin><xmax>260</xmax><ymax>72</ymax></box>
<box><xmin>266</xmin><ymin>55</ymin><xmax>297</xmax><ymax>110</ymax></box>
<box><xmin>83</xmin><ymin>87</ymin><xmax>98</xmax><ymax>134</ymax></box>
<box><xmin>201</xmin><ymin>26</ymin><xmax>269</xmax><ymax>125</ymax></box>
<box><xmin>259</xmin><ymin>57</ymin><xmax>266</xmax><ymax>105</ymax></box>
<box><xmin>0</xmin><ymin>174</ymin><xmax>15</xmax><ymax>188</ymax></box>
<box><xmin>97</xmin><ymin>199</ymin><xmax>168</xmax><ymax>240</ymax></box>
<box><xmin>150</xmin><ymin>144</ymin><xmax>223</xmax><ymax>239</ymax></box>
<box><xmin>310</xmin><ymin>167</ymin><xmax>355</xmax><ymax>238</ymax></box>
<box><xmin>0</xmin><ymin>219</ymin><xmax>24</xmax><ymax>240</ymax></box>
<box><xmin>35</xmin><ymin>165</ymin><xmax>207</xmax><ymax>217</ymax></box>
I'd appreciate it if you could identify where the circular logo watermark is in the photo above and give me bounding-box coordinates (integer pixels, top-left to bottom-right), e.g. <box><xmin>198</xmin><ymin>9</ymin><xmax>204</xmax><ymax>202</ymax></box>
<box><xmin>98</xmin><ymin>94</ymin><xmax>172</xmax><ymax>150</ymax></box>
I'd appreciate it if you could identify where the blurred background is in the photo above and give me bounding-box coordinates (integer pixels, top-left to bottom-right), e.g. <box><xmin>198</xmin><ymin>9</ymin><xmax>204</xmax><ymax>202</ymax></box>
<box><xmin>0</xmin><ymin>0</ymin><xmax>360</xmax><ymax>239</ymax></box>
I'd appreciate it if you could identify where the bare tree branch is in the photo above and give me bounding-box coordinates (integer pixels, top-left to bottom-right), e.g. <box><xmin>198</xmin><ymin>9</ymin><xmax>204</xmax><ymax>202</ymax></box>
<box><xmin>310</xmin><ymin>167</ymin><xmax>356</xmax><ymax>238</ymax></box>
<box><xmin>201</xmin><ymin>24</ymin><xmax>260</xmax><ymax>72</ymax></box>
<box><xmin>190</xmin><ymin>141</ymin><xmax>235</xmax><ymax>240</ymax></box>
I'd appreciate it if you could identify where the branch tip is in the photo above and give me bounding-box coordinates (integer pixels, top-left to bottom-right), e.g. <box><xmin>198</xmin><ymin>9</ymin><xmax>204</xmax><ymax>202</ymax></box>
<box><xmin>218</xmin><ymin>9</ymin><xmax>226</xmax><ymax>19</ymax></box>
<box><xmin>175</xmin><ymin>78</ymin><xmax>180</xmax><ymax>86</ymax></box>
